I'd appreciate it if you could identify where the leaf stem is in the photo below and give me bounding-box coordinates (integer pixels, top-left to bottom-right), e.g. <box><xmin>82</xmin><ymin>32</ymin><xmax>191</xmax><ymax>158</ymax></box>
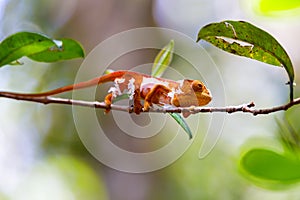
<box><xmin>290</xmin><ymin>82</ymin><xmax>294</xmax><ymax>102</ymax></box>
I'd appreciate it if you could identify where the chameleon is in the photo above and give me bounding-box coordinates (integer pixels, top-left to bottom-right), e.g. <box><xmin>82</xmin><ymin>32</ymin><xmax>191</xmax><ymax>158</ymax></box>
<box><xmin>0</xmin><ymin>70</ymin><xmax>212</xmax><ymax>116</ymax></box>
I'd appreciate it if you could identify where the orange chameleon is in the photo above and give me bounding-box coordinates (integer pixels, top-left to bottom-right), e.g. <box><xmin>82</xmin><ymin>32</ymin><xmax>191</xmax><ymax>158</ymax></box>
<box><xmin>0</xmin><ymin>70</ymin><xmax>212</xmax><ymax>116</ymax></box>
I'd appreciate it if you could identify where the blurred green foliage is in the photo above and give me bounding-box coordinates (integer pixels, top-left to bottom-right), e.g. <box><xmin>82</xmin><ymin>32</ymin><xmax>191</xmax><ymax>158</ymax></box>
<box><xmin>12</xmin><ymin>155</ymin><xmax>108</xmax><ymax>200</ymax></box>
<box><xmin>259</xmin><ymin>0</ymin><xmax>300</xmax><ymax>13</ymax></box>
<box><xmin>149</xmin><ymin>139</ymin><xmax>247</xmax><ymax>200</ymax></box>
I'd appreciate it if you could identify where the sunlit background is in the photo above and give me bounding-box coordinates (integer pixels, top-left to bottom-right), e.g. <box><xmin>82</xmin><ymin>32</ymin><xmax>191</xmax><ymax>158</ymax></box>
<box><xmin>0</xmin><ymin>0</ymin><xmax>300</xmax><ymax>199</ymax></box>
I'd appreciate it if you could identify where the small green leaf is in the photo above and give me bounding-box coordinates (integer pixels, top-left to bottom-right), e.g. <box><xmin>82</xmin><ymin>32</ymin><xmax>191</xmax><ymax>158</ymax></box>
<box><xmin>28</xmin><ymin>38</ymin><xmax>85</xmax><ymax>62</ymax></box>
<box><xmin>0</xmin><ymin>32</ymin><xmax>56</xmax><ymax>67</ymax></box>
<box><xmin>151</xmin><ymin>40</ymin><xmax>193</xmax><ymax>139</ymax></box>
<box><xmin>151</xmin><ymin>40</ymin><xmax>174</xmax><ymax>78</ymax></box>
<box><xmin>240</xmin><ymin>149</ymin><xmax>300</xmax><ymax>184</ymax></box>
<box><xmin>197</xmin><ymin>20</ymin><xmax>294</xmax><ymax>101</ymax></box>
<box><xmin>169</xmin><ymin>113</ymin><xmax>193</xmax><ymax>139</ymax></box>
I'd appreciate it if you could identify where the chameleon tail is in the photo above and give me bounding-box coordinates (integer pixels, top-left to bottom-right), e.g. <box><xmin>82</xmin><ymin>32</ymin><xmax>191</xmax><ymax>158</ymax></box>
<box><xmin>0</xmin><ymin>70</ymin><xmax>129</xmax><ymax>97</ymax></box>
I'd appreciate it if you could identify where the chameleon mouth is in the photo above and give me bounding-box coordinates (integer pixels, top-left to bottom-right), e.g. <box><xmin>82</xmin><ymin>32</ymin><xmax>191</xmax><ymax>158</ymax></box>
<box><xmin>199</xmin><ymin>90</ymin><xmax>212</xmax><ymax>105</ymax></box>
<box><xmin>206</xmin><ymin>89</ymin><xmax>212</xmax><ymax>100</ymax></box>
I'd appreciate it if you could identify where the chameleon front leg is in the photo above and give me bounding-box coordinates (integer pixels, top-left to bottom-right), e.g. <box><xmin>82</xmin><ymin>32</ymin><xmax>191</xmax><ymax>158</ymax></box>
<box><xmin>143</xmin><ymin>84</ymin><xmax>171</xmax><ymax>112</ymax></box>
<box><xmin>132</xmin><ymin>89</ymin><xmax>143</xmax><ymax>114</ymax></box>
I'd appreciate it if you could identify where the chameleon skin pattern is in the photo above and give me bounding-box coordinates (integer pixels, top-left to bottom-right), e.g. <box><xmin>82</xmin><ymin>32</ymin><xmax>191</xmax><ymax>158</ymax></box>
<box><xmin>0</xmin><ymin>70</ymin><xmax>212</xmax><ymax>115</ymax></box>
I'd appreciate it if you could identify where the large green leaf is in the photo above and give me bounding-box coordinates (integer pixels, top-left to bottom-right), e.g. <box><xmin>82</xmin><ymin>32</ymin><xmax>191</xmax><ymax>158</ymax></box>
<box><xmin>240</xmin><ymin>149</ymin><xmax>300</xmax><ymax>184</ymax></box>
<box><xmin>197</xmin><ymin>20</ymin><xmax>294</xmax><ymax>100</ymax></box>
<box><xmin>28</xmin><ymin>38</ymin><xmax>84</xmax><ymax>62</ymax></box>
<box><xmin>0</xmin><ymin>32</ymin><xmax>85</xmax><ymax>67</ymax></box>
<box><xmin>0</xmin><ymin>32</ymin><xmax>56</xmax><ymax>67</ymax></box>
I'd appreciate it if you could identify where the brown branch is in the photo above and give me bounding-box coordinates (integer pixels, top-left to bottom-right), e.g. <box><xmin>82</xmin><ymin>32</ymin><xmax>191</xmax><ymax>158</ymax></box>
<box><xmin>1</xmin><ymin>91</ymin><xmax>300</xmax><ymax>115</ymax></box>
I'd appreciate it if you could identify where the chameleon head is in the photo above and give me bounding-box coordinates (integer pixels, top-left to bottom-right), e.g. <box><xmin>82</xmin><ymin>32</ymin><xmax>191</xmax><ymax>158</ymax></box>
<box><xmin>191</xmin><ymin>80</ymin><xmax>212</xmax><ymax>106</ymax></box>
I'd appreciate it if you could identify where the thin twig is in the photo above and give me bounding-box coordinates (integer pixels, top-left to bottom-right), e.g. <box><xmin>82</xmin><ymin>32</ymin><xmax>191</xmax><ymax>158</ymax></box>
<box><xmin>0</xmin><ymin>91</ymin><xmax>300</xmax><ymax>116</ymax></box>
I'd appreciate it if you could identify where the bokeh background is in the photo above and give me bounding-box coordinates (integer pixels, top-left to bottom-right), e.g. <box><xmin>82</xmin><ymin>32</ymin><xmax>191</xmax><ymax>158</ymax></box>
<box><xmin>0</xmin><ymin>0</ymin><xmax>300</xmax><ymax>199</ymax></box>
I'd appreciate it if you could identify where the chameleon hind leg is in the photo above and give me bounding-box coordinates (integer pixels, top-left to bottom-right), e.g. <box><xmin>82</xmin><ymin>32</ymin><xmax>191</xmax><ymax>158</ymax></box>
<box><xmin>104</xmin><ymin>91</ymin><xmax>143</xmax><ymax>115</ymax></box>
<box><xmin>104</xmin><ymin>93</ymin><xmax>113</xmax><ymax>113</ymax></box>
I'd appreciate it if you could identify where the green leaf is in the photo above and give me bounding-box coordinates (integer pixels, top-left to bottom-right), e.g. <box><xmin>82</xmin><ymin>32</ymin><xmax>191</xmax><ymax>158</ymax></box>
<box><xmin>197</xmin><ymin>20</ymin><xmax>294</xmax><ymax>101</ymax></box>
<box><xmin>151</xmin><ymin>40</ymin><xmax>193</xmax><ymax>139</ymax></box>
<box><xmin>0</xmin><ymin>32</ymin><xmax>56</xmax><ymax>67</ymax></box>
<box><xmin>28</xmin><ymin>38</ymin><xmax>85</xmax><ymax>62</ymax></box>
<box><xmin>0</xmin><ymin>32</ymin><xmax>85</xmax><ymax>67</ymax></box>
<box><xmin>151</xmin><ymin>40</ymin><xmax>174</xmax><ymax>78</ymax></box>
<box><xmin>240</xmin><ymin>148</ymin><xmax>300</xmax><ymax>184</ymax></box>
<box><xmin>169</xmin><ymin>113</ymin><xmax>193</xmax><ymax>139</ymax></box>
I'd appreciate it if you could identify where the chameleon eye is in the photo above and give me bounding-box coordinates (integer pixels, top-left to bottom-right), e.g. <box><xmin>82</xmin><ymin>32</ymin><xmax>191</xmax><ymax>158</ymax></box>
<box><xmin>197</xmin><ymin>83</ymin><xmax>203</xmax><ymax>90</ymax></box>
<box><xmin>192</xmin><ymin>81</ymin><xmax>203</xmax><ymax>92</ymax></box>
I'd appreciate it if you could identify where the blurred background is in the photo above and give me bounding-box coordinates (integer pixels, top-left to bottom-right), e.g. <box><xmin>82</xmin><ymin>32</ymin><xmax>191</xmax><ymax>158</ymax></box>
<box><xmin>0</xmin><ymin>0</ymin><xmax>300</xmax><ymax>199</ymax></box>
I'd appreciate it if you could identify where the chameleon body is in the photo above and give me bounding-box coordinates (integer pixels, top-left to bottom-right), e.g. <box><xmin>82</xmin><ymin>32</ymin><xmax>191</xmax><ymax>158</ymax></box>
<box><xmin>1</xmin><ymin>70</ymin><xmax>212</xmax><ymax>115</ymax></box>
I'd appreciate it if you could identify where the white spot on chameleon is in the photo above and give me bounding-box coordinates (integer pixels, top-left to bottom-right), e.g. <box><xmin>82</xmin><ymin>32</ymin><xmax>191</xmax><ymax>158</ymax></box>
<box><xmin>108</xmin><ymin>78</ymin><xmax>125</xmax><ymax>97</ymax></box>
<box><xmin>141</xmin><ymin>77</ymin><xmax>169</xmax><ymax>88</ymax></box>
<box><xmin>127</xmin><ymin>78</ymin><xmax>135</xmax><ymax>100</ymax></box>
<box><xmin>177</xmin><ymin>79</ymin><xmax>184</xmax><ymax>88</ymax></box>
<box><xmin>167</xmin><ymin>80</ymin><xmax>183</xmax><ymax>100</ymax></box>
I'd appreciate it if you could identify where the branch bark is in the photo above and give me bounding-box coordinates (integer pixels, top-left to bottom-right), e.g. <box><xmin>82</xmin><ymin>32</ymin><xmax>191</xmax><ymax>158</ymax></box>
<box><xmin>1</xmin><ymin>91</ymin><xmax>300</xmax><ymax>115</ymax></box>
